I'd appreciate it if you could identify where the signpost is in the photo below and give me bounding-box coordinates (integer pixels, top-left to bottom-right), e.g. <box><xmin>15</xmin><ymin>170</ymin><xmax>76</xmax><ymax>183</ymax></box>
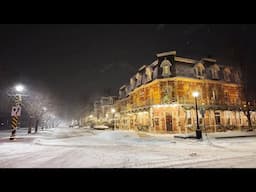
<box><xmin>10</xmin><ymin>94</ymin><xmax>22</xmax><ymax>140</ymax></box>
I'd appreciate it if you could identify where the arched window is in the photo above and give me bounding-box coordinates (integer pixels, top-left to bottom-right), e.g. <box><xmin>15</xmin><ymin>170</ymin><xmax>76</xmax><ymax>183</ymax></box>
<box><xmin>211</xmin><ymin>88</ymin><xmax>218</xmax><ymax>102</ymax></box>
<box><xmin>223</xmin><ymin>67</ymin><xmax>231</xmax><ymax>82</ymax></box>
<box><xmin>130</xmin><ymin>77</ymin><xmax>135</xmax><ymax>90</ymax></box>
<box><xmin>145</xmin><ymin>67</ymin><xmax>153</xmax><ymax>82</ymax></box>
<box><xmin>194</xmin><ymin>62</ymin><xmax>205</xmax><ymax>78</ymax></box>
<box><xmin>160</xmin><ymin>58</ymin><xmax>172</xmax><ymax>77</ymax></box>
<box><xmin>135</xmin><ymin>73</ymin><xmax>142</xmax><ymax>86</ymax></box>
<box><xmin>153</xmin><ymin>66</ymin><xmax>158</xmax><ymax>79</ymax></box>
<box><xmin>210</xmin><ymin>64</ymin><xmax>220</xmax><ymax>80</ymax></box>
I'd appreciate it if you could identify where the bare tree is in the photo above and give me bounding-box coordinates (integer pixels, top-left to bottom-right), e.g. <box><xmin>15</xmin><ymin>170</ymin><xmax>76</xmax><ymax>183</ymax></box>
<box><xmin>22</xmin><ymin>91</ymin><xmax>52</xmax><ymax>133</ymax></box>
<box><xmin>230</xmin><ymin>27</ymin><xmax>254</xmax><ymax>130</ymax></box>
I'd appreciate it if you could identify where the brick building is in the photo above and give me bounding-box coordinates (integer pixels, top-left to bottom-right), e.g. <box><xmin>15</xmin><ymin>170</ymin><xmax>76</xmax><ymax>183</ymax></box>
<box><xmin>115</xmin><ymin>51</ymin><xmax>256</xmax><ymax>133</ymax></box>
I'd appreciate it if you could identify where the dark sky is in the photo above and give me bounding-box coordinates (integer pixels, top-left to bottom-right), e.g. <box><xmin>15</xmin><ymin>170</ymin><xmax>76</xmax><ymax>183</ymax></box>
<box><xmin>1</xmin><ymin>24</ymin><xmax>256</xmax><ymax>119</ymax></box>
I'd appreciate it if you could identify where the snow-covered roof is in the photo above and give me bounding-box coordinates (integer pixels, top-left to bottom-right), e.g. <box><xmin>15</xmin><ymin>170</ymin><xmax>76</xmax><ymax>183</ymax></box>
<box><xmin>156</xmin><ymin>51</ymin><xmax>176</xmax><ymax>57</ymax></box>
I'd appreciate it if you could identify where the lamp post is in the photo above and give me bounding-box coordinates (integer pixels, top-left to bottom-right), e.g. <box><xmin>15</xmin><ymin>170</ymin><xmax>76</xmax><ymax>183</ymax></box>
<box><xmin>192</xmin><ymin>91</ymin><xmax>202</xmax><ymax>139</ymax></box>
<box><xmin>10</xmin><ymin>84</ymin><xmax>25</xmax><ymax>140</ymax></box>
<box><xmin>111</xmin><ymin>108</ymin><xmax>116</xmax><ymax>130</ymax></box>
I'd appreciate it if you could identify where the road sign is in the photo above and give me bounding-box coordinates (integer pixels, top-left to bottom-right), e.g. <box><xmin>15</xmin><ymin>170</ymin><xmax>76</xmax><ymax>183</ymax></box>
<box><xmin>11</xmin><ymin>106</ymin><xmax>21</xmax><ymax>116</ymax></box>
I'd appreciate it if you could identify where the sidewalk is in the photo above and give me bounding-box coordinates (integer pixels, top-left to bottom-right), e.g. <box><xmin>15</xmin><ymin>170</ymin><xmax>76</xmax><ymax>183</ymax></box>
<box><xmin>173</xmin><ymin>130</ymin><xmax>256</xmax><ymax>139</ymax></box>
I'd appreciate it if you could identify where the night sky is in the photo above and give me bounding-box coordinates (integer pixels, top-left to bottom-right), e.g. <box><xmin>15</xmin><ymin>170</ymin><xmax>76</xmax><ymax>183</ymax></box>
<box><xmin>0</xmin><ymin>24</ymin><xmax>256</xmax><ymax>120</ymax></box>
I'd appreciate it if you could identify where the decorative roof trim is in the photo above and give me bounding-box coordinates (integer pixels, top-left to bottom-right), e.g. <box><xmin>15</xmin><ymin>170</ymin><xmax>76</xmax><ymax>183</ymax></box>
<box><xmin>119</xmin><ymin>85</ymin><xmax>126</xmax><ymax>90</ymax></box>
<box><xmin>202</xmin><ymin>58</ymin><xmax>217</xmax><ymax>62</ymax></box>
<box><xmin>138</xmin><ymin>65</ymin><xmax>146</xmax><ymax>71</ymax></box>
<box><xmin>156</xmin><ymin>51</ymin><xmax>176</xmax><ymax>57</ymax></box>
<box><xmin>150</xmin><ymin>60</ymin><xmax>159</xmax><ymax>67</ymax></box>
<box><xmin>175</xmin><ymin>56</ymin><xmax>197</xmax><ymax>64</ymax></box>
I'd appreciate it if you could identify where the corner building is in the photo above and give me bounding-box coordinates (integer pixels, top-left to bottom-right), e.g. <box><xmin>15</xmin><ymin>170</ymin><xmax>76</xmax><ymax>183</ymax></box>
<box><xmin>115</xmin><ymin>51</ymin><xmax>254</xmax><ymax>134</ymax></box>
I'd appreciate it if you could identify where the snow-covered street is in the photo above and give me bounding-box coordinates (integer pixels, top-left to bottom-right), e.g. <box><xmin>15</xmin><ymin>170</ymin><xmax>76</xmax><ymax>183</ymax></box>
<box><xmin>1</xmin><ymin>127</ymin><xmax>256</xmax><ymax>168</ymax></box>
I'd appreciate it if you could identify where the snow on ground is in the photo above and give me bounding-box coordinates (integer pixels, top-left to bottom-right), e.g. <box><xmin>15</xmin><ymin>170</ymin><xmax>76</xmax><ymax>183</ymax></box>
<box><xmin>1</xmin><ymin>127</ymin><xmax>256</xmax><ymax>168</ymax></box>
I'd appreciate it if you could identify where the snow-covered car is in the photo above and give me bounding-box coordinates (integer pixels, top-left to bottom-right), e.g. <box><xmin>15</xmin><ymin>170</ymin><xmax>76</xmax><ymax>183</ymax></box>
<box><xmin>93</xmin><ymin>125</ymin><xmax>110</xmax><ymax>130</ymax></box>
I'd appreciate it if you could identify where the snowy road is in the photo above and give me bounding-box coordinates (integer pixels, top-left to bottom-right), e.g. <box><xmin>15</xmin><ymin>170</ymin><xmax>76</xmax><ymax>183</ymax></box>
<box><xmin>1</xmin><ymin>127</ymin><xmax>256</xmax><ymax>168</ymax></box>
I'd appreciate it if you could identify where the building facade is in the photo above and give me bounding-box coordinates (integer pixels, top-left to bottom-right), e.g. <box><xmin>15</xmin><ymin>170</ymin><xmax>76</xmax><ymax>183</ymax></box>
<box><xmin>89</xmin><ymin>96</ymin><xmax>117</xmax><ymax>124</ymax></box>
<box><xmin>115</xmin><ymin>51</ymin><xmax>256</xmax><ymax>134</ymax></box>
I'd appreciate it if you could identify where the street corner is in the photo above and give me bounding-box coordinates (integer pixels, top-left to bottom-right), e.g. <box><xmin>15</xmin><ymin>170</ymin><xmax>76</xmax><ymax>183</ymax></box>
<box><xmin>0</xmin><ymin>137</ymin><xmax>35</xmax><ymax>143</ymax></box>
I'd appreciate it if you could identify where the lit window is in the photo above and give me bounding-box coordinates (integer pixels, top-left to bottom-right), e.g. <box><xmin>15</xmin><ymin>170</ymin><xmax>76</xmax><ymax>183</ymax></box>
<box><xmin>145</xmin><ymin>67</ymin><xmax>153</xmax><ymax>82</ymax></box>
<box><xmin>160</xmin><ymin>58</ymin><xmax>172</xmax><ymax>77</ymax></box>
<box><xmin>212</xmin><ymin>89</ymin><xmax>217</xmax><ymax>101</ymax></box>
<box><xmin>194</xmin><ymin>63</ymin><xmax>205</xmax><ymax>78</ymax></box>
<box><xmin>210</xmin><ymin>64</ymin><xmax>220</xmax><ymax>79</ymax></box>
<box><xmin>130</xmin><ymin>78</ymin><xmax>135</xmax><ymax>90</ymax></box>
<box><xmin>136</xmin><ymin>73</ymin><xmax>142</xmax><ymax>86</ymax></box>
<box><xmin>186</xmin><ymin>111</ymin><xmax>192</xmax><ymax>125</ymax></box>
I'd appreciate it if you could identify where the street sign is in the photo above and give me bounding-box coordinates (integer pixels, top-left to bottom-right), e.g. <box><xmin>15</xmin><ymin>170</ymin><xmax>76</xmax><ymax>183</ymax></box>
<box><xmin>11</xmin><ymin>106</ymin><xmax>21</xmax><ymax>116</ymax></box>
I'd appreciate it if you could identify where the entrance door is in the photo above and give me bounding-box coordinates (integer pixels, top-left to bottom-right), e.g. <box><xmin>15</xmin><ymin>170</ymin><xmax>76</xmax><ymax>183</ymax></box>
<box><xmin>165</xmin><ymin>113</ymin><xmax>173</xmax><ymax>131</ymax></box>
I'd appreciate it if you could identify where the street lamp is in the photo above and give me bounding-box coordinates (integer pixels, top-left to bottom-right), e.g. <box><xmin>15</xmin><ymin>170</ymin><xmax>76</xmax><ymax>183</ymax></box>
<box><xmin>15</xmin><ymin>84</ymin><xmax>25</xmax><ymax>93</ymax></box>
<box><xmin>192</xmin><ymin>91</ymin><xmax>202</xmax><ymax>139</ymax></box>
<box><xmin>111</xmin><ymin>108</ymin><xmax>116</xmax><ymax>130</ymax></box>
<box><xmin>42</xmin><ymin>107</ymin><xmax>47</xmax><ymax>112</ymax></box>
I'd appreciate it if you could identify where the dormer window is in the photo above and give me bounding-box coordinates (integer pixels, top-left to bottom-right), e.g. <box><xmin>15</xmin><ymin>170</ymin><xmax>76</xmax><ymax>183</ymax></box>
<box><xmin>130</xmin><ymin>78</ymin><xmax>135</xmax><ymax>90</ymax></box>
<box><xmin>194</xmin><ymin>62</ymin><xmax>205</xmax><ymax>78</ymax></box>
<box><xmin>145</xmin><ymin>67</ymin><xmax>153</xmax><ymax>82</ymax></box>
<box><xmin>153</xmin><ymin>66</ymin><xmax>158</xmax><ymax>79</ymax></box>
<box><xmin>223</xmin><ymin>67</ymin><xmax>231</xmax><ymax>82</ymax></box>
<box><xmin>160</xmin><ymin>57</ymin><xmax>172</xmax><ymax>77</ymax></box>
<box><xmin>210</xmin><ymin>64</ymin><xmax>220</xmax><ymax>80</ymax></box>
<box><xmin>135</xmin><ymin>73</ymin><xmax>142</xmax><ymax>86</ymax></box>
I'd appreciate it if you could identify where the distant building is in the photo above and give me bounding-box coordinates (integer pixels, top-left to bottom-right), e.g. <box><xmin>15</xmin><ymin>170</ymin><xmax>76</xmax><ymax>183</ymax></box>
<box><xmin>88</xmin><ymin>96</ymin><xmax>118</xmax><ymax>124</ymax></box>
<box><xmin>115</xmin><ymin>51</ymin><xmax>256</xmax><ymax>133</ymax></box>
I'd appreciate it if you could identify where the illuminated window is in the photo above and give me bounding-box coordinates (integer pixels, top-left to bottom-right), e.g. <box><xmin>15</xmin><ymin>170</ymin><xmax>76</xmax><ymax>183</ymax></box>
<box><xmin>194</xmin><ymin>62</ymin><xmax>205</xmax><ymax>78</ymax></box>
<box><xmin>154</xmin><ymin>118</ymin><xmax>159</xmax><ymax>126</ymax></box>
<box><xmin>223</xmin><ymin>67</ymin><xmax>231</xmax><ymax>82</ymax></box>
<box><xmin>145</xmin><ymin>67</ymin><xmax>153</xmax><ymax>82</ymax></box>
<box><xmin>153</xmin><ymin>66</ymin><xmax>158</xmax><ymax>79</ymax></box>
<box><xmin>212</xmin><ymin>89</ymin><xmax>218</xmax><ymax>101</ymax></box>
<box><xmin>186</xmin><ymin>111</ymin><xmax>192</xmax><ymax>125</ymax></box>
<box><xmin>226</xmin><ymin>111</ymin><xmax>231</xmax><ymax>125</ymax></box>
<box><xmin>130</xmin><ymin>77</ymin><xmax>135</xmax><ymax>90</ymax></box>
<box><xmin>160</xmin><ymin>58</ymin><xmax>172</xmax><ymax>77</ymax></box>
<box><xmin>136</xmin><ymin>73</ymin><xmax>142</xmax><ymax>86</ymax></box>
<box><xmin>210</xmin><ymin>64</ymin><xmax>220</xmax><ymax>79</ymax></box>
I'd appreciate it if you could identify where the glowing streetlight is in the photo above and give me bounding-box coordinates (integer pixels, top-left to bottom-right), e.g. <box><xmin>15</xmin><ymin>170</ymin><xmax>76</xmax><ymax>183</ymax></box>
<box><xmin>15</xmin><ymin>84</ymin><xmax>25</xmax><ymax>93</ymax></box>
<box><xmin>111</xmin><ymin>108</ymin><xmax>116</xmax><ymax>113</ymax></box>
<box><xmin>192</xmin><ymin>91</ymin><xmax>202</xmax><ymax>139</ymax></box>
<box><xmin>89</xmin><ymin>115</ymin><xmax>93</xmax><ymax>118</ymax></box>
<box><xmin>192</xmin><ymin>91</ymin><xmax>199</xmax><ymax>98</ymax></box>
